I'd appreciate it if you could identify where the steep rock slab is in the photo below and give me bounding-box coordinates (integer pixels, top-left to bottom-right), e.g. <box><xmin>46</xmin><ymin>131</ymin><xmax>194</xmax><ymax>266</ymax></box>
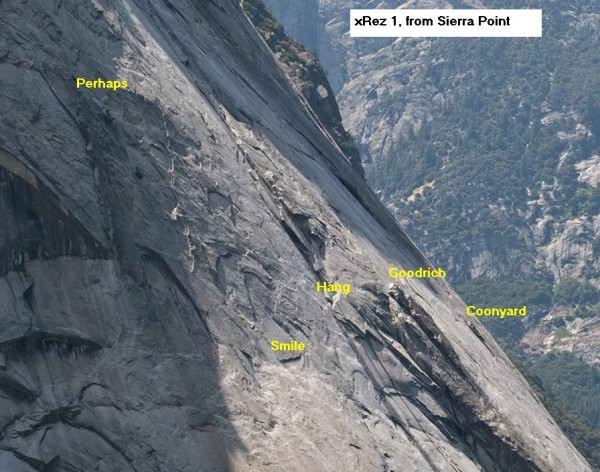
<box><xmin>0</xmin><ymin>0</ymin><xmax>591</xmax><ymax>471</ymax></box>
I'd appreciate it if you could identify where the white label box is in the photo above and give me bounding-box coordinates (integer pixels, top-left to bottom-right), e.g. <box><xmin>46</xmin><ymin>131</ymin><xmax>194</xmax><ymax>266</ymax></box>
<box><xmin>350</xmin><ymin>9</ymin><xmax>542</xmax><ymax>37</ymax></box>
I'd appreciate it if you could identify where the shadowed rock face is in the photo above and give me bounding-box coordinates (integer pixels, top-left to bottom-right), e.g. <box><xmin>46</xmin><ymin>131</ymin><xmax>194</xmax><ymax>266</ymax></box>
<box><xmin>0</xmin><ymin>0</ymin><xmax>591</xmax><ymax>471</ymax></box>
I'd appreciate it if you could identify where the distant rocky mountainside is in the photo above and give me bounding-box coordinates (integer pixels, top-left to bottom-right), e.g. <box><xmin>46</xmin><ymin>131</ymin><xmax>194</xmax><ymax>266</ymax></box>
<box><xmin>242</xmin><ymin>0</ymin><xmax>364</xmax><ymax>176</ymax></box>
<box><xmin>0</xmin><ymin>0</ymin><xmax>592</xmax><ymax>470</ymax></box>
<box><xmin>264</xmin><ymin>0</ymin><xmax>600</xmax><ymax>366</ymax></box>
<box><xmin>263</xmin><ymin>0</ymin><xmax>600</xmax><ymax>466</ymax></box>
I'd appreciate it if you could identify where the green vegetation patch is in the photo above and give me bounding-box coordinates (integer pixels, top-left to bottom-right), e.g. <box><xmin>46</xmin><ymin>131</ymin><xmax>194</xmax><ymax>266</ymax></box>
<box><xmin>513</xmin><ymin>356</ymin><xmax>600</xmax><ymax>471</ymax></box>
<box><xmin>529</xmin><ymin>352</ymin><xmax>600</xmax><ymax>430</ymax></box>
<box><xmin>554</xmin><ymin>327</ymin><xmax>571</xmax><ymax>340</ymax></box>
<box><xmin>456</xmin><ymin>277</ymin><xmax>553</xmax><ymax>308</ymax></box>
<box><xmin>367</xmin><ymin>1</ymin><xmax>600</xmax><ymax>285</ymax></box>
<box><xmin>554</xmin><ymin>277</ymin><xmax>600</xmax><ymax>307</ymax></box>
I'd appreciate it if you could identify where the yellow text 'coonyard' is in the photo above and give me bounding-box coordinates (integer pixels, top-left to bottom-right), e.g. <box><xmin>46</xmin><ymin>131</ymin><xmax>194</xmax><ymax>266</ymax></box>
<box><xmin>467</xmin><ymin>306</ymin><xmax>527</xmax><ymax>318</ymax></box>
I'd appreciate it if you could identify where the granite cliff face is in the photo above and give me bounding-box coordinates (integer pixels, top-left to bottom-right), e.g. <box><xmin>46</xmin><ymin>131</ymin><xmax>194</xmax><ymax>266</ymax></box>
<box><xmin>242</xmin><ymin>0</ymin><xmax>364</xmax><ymax>176</ymax></box>
<box><xmin>264</xmin><ymin>0</ymin><xmax>600</xmax><ymax>364</ymax></box>
<box><xmin>0</xmin><ymin>0</ymin><xmax>592</xmax><ymax>471</ymax></box>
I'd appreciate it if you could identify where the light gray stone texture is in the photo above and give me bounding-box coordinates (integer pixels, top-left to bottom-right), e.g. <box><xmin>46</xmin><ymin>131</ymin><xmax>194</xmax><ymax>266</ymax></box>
<box><xmin>0</xmin><ymin>0</ymin><xmax>591</xmax><ymax>471</ymax></box>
